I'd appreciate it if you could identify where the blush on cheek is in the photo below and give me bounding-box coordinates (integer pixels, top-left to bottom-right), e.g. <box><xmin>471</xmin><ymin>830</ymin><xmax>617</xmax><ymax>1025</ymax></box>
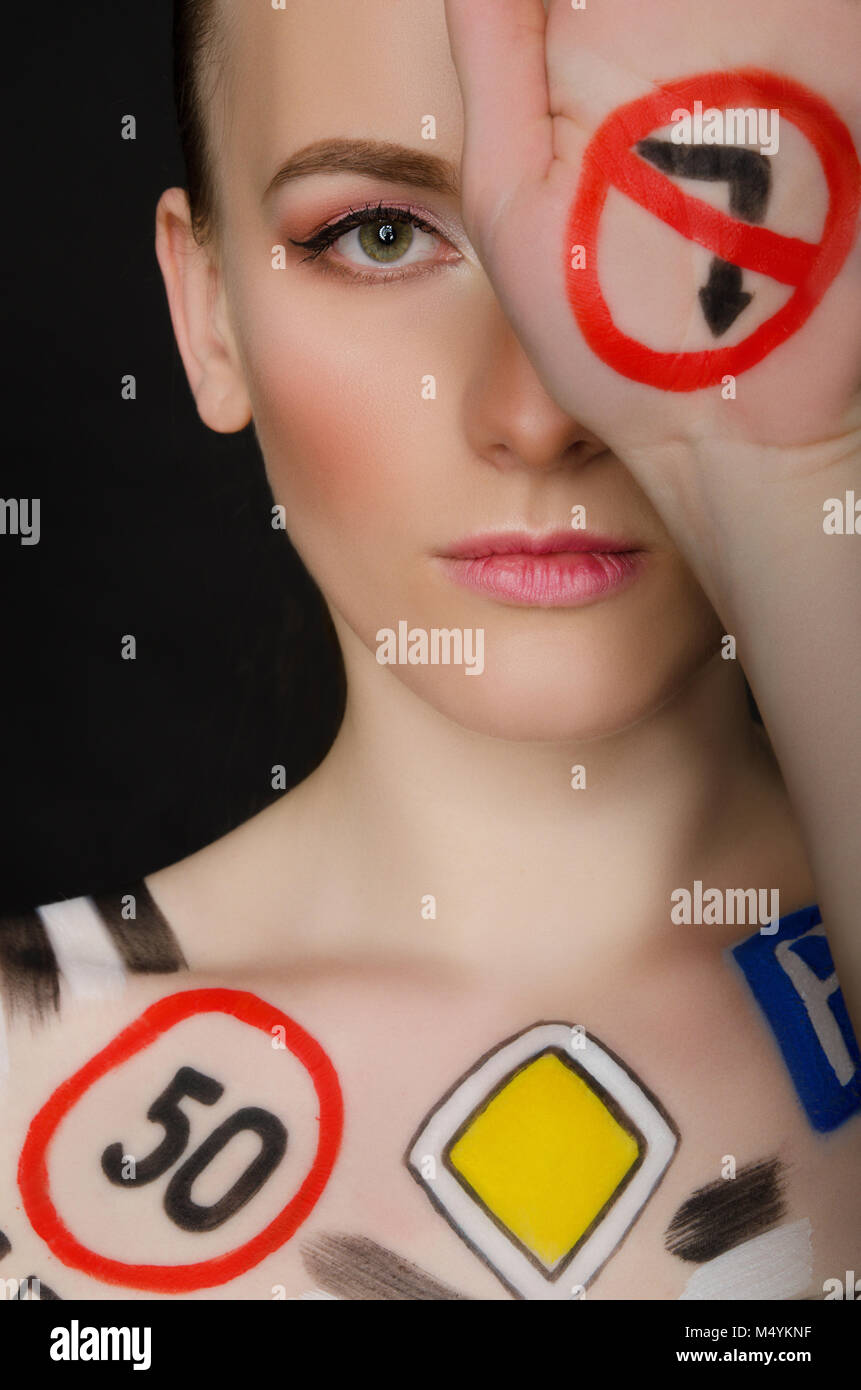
<box><xmin>240</xmin><ymin>333</ymin><xmax>437</xmax><ymax>647</ymax></box>
<box><xmin>241</xmin><ymin>326</ymin><xmax>420</xmax><ymax>541</ymax></box>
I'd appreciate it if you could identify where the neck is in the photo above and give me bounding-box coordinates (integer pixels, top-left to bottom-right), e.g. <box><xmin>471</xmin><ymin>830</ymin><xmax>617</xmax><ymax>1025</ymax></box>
<box><xmin>294</xmin><ymin>624</ymin><xmax>782</xmax><ymax>971</ymax></box>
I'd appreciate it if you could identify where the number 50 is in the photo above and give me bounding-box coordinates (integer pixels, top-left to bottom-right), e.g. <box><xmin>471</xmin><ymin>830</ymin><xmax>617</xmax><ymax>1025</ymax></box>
<box><xmin>102</xmin><ymin>1067</ymin><xmax>287</xmax><ymax>1232</ymax></box>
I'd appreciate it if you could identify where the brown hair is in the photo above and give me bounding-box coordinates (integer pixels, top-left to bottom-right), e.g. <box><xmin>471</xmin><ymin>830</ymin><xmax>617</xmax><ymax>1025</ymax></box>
<box><xmin>173</xmin><ymin>0</ymin><xmax>221</xmax><ymax>242</ymax></box>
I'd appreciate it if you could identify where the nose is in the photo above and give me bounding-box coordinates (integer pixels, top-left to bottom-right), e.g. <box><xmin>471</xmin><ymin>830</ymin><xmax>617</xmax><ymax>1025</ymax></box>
<box><xmin>461</xmin><ymin>300</ymin><xmax>603</xmax><ymax>475</ymax></box>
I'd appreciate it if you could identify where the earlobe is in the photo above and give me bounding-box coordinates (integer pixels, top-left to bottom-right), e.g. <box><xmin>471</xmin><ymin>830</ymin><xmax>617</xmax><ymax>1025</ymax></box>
<box><xmin>155</xmin><ymin>188</ymin><xmax>252</xmax><ymax>434</ymax></box>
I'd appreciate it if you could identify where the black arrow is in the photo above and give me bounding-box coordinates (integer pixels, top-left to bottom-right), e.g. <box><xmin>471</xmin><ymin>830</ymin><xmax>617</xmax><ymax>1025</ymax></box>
<box><xmin>635</xmin><ymin>140</ymin><xmax>772</xmax><ymax>336</ymax></box>
<box><xmin>635</xmin><ymin>141</ymin><xmax>771</xmax><ymax>222</ymax></box>
<box><xmin>697</xmin><ymin>258</ymin><xmax>753</xmax><ymax>336</ymax></box>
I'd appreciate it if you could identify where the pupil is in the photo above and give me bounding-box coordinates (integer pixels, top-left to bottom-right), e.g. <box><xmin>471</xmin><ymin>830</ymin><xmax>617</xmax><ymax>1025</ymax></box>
<box><xmin>358</xmin><ymin>217</ymin><xmax>414</xmax><ymax>264</ymax></box>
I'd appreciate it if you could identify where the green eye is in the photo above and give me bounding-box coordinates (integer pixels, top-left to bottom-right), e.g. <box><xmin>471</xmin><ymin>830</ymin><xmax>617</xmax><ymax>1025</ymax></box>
<box><xmin>358</xmin><ymin>218</ymin><xmax>415</xmax><ymax>263</ymax></box>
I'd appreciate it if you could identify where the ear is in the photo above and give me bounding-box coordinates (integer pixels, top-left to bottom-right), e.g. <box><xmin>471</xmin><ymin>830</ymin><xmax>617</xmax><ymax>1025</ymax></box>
<box><xmin>155</xmin><ymin>188</ymin><xmax>252</xmax><ymax>433</ymax></box>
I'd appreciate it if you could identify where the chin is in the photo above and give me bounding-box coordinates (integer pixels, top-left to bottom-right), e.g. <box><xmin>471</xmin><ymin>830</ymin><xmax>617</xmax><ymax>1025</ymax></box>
<box><xmin>386</xmin><ymin>639</ymin><xmax>705</xmax><ymax>744</ymax></box>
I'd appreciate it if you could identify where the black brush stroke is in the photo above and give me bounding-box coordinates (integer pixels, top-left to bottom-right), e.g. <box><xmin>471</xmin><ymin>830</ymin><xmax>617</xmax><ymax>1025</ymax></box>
<box><xmin>0</xmin><ymin>910</ymin><xmax>61</xmax><ymax>1021</ymax></box>
<box><xmin>92</xmin><ymin>881</ymin><xmax>188</xmax><ymax>973</ymax></box>
<box><xmin>12</xmin><ymin>1274</ymin><xmax>62</xmax><ymax>1300</ymax></box>
<box><xmin>665</xmin><ymin>1157</ymin><xmax>786</xmax><ymax>1263</ymax></box>
<box><xmin>303</xmin><ymin>1233</ymin><xmax>472</xmax><ymax>1301</ymax></box>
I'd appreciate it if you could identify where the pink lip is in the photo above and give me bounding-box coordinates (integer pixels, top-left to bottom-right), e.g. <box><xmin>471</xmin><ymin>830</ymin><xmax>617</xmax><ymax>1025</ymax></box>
<box><xmin>437</xmin><ymin>531</ymin><xmax>647</xmax><ymax>607</ymax></box>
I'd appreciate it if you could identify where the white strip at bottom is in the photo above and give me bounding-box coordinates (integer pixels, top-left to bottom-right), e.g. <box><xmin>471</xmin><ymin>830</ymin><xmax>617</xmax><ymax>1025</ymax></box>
<box><xmin>679</xmin><ymin>1219</ymin><xmax>813</xmax><ymax>1300</ymax></box>
<box><xmin>37</xmin><ymin>897</ymin><xmax>127</xmax><ymax>1002</ymax></box>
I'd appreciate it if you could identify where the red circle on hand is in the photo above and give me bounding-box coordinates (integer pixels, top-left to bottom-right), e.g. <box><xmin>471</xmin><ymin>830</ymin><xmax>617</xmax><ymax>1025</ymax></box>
<box><xmin>18</xmin><ymin>989</ymin><xmax>343</xmax><ymax>1293</ymax></box>
<box><xmin>565</xmin><ymin>68</ymin><xmax>861</xmax><ymax>390</ymax></box>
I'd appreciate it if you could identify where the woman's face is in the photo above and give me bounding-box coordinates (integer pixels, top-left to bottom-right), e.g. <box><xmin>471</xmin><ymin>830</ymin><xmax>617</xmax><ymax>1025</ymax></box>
<box><xmin>187</xmin><ymin>0</ymin><xmax>723</xmax><ymax>740</ymax></box>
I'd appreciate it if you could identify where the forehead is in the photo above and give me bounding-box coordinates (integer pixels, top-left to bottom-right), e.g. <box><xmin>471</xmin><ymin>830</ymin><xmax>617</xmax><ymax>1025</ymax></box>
<box><xmin>219</xmin><ymin>0</ymin><xmax>464</xmax><ymax>191</ymax></box>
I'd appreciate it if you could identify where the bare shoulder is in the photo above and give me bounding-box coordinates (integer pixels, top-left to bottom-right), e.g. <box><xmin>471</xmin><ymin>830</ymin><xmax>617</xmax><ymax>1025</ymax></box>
<box><xmin>144</xmin><ymin>777</ymin><xmax>334</xmax><ymax>974</ymax></box>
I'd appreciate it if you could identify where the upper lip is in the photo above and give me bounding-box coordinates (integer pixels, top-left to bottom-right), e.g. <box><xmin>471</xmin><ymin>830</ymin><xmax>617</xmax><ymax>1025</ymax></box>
<box><xmin>440</xmin><ymin>530</ymin><xmax>643</xmax><ymax>559</ymax></box>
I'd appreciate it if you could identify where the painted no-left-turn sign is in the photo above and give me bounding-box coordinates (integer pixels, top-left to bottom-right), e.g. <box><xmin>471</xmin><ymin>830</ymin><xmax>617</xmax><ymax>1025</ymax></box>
<box><xmin>565</xmin><ymin>69</ymin><xmax>861</xmax><ymax>391</ymax></box>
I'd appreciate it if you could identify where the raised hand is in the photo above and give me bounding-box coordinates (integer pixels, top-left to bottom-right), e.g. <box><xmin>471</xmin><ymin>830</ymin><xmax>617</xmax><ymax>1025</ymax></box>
<box><xmin>444</xmin><ymin>0</ymin><xmax>861</xmax><ymax>540</ymax></box>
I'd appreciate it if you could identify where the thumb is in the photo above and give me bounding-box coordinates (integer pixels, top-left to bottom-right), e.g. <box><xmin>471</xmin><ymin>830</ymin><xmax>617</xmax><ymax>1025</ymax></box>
<box><xmin>444</xmin><ymin>0</ymin><xmax>552</xmax><ymax>225</ymax></box>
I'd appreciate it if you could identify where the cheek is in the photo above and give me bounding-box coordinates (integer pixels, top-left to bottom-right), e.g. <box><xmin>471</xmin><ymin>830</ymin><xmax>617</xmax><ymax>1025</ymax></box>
<box><xmin>234</xmin><ymin>280</ymin><xmax>436</xmax><ymax>552</ymax></box>
<box><xmin>254</xmin><ymin>347</ymin><xmax>393</xmax><ymax>522</ymax></box>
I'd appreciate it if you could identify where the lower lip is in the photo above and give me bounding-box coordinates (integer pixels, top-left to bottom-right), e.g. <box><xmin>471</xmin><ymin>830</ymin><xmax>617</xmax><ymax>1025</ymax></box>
<box><xmin>439</xmin><ymin>550</ymin><xmax>646</xmax><ymax>607</ymax></box>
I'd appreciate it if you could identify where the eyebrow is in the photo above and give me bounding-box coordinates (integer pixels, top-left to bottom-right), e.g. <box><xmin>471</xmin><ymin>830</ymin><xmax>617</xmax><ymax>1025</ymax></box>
<box><xmin>264</xmin><ymin>138</ymin><xmax>460</xmax><ymax>200</ymax></box>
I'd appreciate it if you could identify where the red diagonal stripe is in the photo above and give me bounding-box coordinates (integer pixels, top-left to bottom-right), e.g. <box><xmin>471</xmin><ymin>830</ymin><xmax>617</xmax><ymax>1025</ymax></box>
<box><xmin>599</xmin><ymin>142</ymin><xmax>818</xmax><ymax>286</ymax></box>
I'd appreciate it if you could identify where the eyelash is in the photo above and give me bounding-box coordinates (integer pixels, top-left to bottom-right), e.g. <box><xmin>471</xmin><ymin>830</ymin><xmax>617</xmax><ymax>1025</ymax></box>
<box><xmin>288</xmin><ymin>201</ymin><xmax>456</xmax><ymax>284</ymax></box>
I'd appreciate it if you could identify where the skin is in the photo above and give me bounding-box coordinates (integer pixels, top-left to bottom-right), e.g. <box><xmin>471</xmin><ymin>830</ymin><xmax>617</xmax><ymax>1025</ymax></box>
<box><xmin>443</xmin><ymin>0</ymin><xmax>861</xmax><ymax>1022</ymax></box>
<box><xmin>148</xmin><ymin>0</ymin><xmax>813</xmax><ymax>972</ymax></box>
<box><xmin>0</xmin><ymin>0</ymin><xmax>858</xmax><ymax>1300</ymax></box>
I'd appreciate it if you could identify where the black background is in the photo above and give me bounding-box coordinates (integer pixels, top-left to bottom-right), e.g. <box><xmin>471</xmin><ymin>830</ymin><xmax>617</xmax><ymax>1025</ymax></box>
<box><xmin>3</xmin><ymin>1</ymin><xmax>344</xmax><ymax>912</ymax></box>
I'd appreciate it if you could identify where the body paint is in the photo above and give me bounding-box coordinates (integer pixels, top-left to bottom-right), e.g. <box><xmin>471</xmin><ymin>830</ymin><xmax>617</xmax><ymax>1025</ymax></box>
<box><xmin>12</xmin><ymin>1275</ymin><xmax>62</xmax><ymax>1300</ymax></box>
<box><xmin>0</xmin><ymin>909</ymin><xmax>60</xmax><ymax>1022</ymax></box>
<box><xmin>0</xmin><ymin>1229</ymin><xmax>64</xmax><ymax>1298</ymax></box>
<box><xmin>18</xmin><ymin>989</ymin><xmax>342</xmax><ymax>1292</ymax></box>
<box><xmin>92</xmin><ymin>882</ymin><xmax>187</xmax><ymax>973</ymax></box>
<box><xmin>565</xmin><ymin>70</ymin><xmax>861</xmax><ymax>390</ymax></box>
<box><xmin>37</xmin><ymin>898</ymin><xmax>127</xmax><ymax>1004</ymax></box>
<box><xmin>405</xmin><ymin>1023</ymin><xmax>677</xmax><ymax>1299</ymax></box>
<box><xmin>303</xmin><ymin>1234</ymin><xmax>471</xmax><ymax>1301</ymax></box>
<box><xmin>635</xmin><ymin>141</ymin><xmax>770</xmax><ymax>337</ymax></box>
<box><xmin>665</xmin><ymin>1157</ymin><xmax>786</xmax><ymax>1262</ymax></box>
<box><xmin>100</xmin><ymin>1064</ymin><xmax>289</xmax><ymax>1232</ymax></box>
<box><xmin>678</xmin><ymin>1219</ymin><xmax>813</xmax><ymax>1300</ymax></box>
<box><xmin>162</xmin><ymin>1104</ymin><xmax>288</xmax><ymax>1233</ymax></box>
<box><xmin>634</xmin><ymin>142</ymin><xmax>771</xmax><ymax>223</ymax></box>
<box><xmin>0</xmin><ymin>882</ymin><xmax>187</xmax><ymax>1038</ymax></box>
<box><xmin>731</xmin><ymin>906</ymin><xmax>860</xmax><ymax>1131</ymax></box>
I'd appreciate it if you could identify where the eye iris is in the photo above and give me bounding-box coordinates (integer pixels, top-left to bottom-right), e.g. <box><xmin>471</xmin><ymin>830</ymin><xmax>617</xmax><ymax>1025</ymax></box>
<box><xmin>358</xmin><ymin>218</ymin><xmax>415</xmax><ymax>264</ymax></box>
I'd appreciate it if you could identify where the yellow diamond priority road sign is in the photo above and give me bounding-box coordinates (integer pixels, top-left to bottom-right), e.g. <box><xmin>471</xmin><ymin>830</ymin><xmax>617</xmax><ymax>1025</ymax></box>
<box><xmin>406</xmin><ymin>1023</ymin><xmax>678</xmax><ymax>1299</ymax></box>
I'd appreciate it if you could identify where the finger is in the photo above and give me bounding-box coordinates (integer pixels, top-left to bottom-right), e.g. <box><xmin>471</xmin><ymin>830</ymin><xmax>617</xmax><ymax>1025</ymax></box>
<box><xmin>444</xmin><ymin>0</ymin><xmax>552</xmax><ymax>214</ymax></box>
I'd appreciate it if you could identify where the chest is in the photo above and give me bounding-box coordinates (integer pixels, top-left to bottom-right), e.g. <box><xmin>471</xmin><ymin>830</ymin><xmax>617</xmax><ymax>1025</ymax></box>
<box><xmin>0</xmin><ymin>954</ymin><xmax>858</xmax><ymax>1302</ymax></box>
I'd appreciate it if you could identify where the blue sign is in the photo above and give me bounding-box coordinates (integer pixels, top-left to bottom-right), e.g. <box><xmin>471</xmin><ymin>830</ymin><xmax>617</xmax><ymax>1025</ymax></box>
<box><xmin>732</xmin><ymin>904</ymin><xmax>861</xmax><ymax>1132</ymax></box>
